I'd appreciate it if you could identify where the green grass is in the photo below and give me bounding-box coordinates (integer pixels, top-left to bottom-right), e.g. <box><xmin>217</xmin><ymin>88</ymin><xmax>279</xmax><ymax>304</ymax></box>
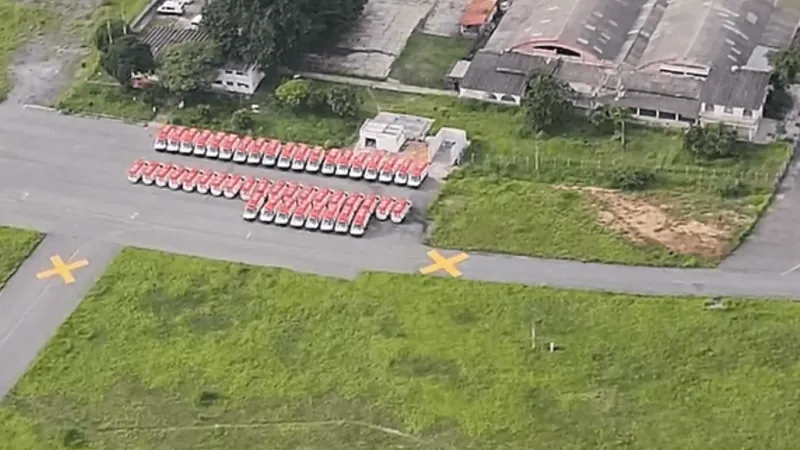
<box><xmin>389</xmin><ymin>33</ymin><xmax>473</xmax><ymax>88</ymax></box>
<box><xmin>427</xmin><ymin>178</ymin><xmax>701</xmax><ymax>266</ymax></box>
<box><xmin>426</xmin><ymin>178</ymin><xmax>770</xmax><ymax>266</ymax></box>
<box><xmin>3</xmin><ymin>248</ymin><xmax>800</xmax><ymax>449</ymax></box>
<box><xmin>0</xmin><ymin>227</ymin><xmax>42</xmax><ymax>288</ymax></box>
<box><xmin>0</xmin><ymin>0</ymin><xmax>50</xmax><ymax>101</ymax></box>
<box><xmin>169</xmin><ymin>91</ymin><xmax>363</xmax><ymax>147</ymax></box>
<box><xmin>58</xmin><ymin>79</ymin><xmax>157</xmax><ymax>121</ymax></box>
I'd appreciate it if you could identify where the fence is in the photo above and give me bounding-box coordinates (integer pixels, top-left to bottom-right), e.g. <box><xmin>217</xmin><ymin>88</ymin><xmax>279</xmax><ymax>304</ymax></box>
<box><xmin>462</xmin><ymin>152</ymin><xmax>783</xmax><ymax>193</ymax></box>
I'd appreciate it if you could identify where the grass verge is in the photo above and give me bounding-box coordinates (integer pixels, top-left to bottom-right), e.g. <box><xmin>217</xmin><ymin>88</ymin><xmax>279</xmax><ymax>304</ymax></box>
<box><xmin>388</xmin><ymin>33</ymin><xmax>473</xmax><ymax>88</ymax></box>
<box><xmin>0</xmin><ymin>0</ymin><xmax>50</xmax><ymax>101</ymax></box>
<box><xmin>2</xmin><ymin>248</ymin><xmax>800</xmax><ymax>450</ymax></box>
<box><xmin>0</xmin><ymin>227</ymin><xmax>42</xmax><ymax>288</ymax></box>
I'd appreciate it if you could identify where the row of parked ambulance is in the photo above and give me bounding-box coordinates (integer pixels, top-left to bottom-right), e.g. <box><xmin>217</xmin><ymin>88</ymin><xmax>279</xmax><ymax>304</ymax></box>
<box><xmin>127</xmin><ymin>158</ymin><xmax>412</xmax><ymax>237</ymax></box>
<box><xmin>153</xmin><ymin>125</ymin><xmax>430</xmax><ymax>188</ymax></box>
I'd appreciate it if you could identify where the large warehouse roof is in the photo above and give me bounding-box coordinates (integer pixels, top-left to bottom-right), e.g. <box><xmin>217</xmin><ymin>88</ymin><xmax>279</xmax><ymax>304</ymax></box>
<box><xmin>635</xmin><ymin>0</ymin><xmax>789</xmax><ymax>70</ymax></box>
<box><xmin>484</xmin><ymin>0</ymin><xmax>649</xmax><ymax>62</ymax></box>
<box><xmin>485</xmin><ymin>0</ymin><xmax>798</xmax><ymax>69</ymax></box>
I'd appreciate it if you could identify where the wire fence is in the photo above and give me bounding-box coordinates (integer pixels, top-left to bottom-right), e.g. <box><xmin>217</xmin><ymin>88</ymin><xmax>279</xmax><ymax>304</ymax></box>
<box><xmin>462</xmin><ymin>152</ymin><xmax>787</xmax><ymax>194</ymax></box>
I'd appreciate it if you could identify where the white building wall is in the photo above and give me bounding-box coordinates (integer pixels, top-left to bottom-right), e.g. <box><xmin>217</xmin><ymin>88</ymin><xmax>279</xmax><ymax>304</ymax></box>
<box><xmin>212</xmin><ymin>66</ymin><xmax>265</xmax><ymax>95</ymax></box>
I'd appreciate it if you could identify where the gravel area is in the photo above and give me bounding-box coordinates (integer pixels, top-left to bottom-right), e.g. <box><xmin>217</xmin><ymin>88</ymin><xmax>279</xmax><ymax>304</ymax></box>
<box><xmin>7</xmin><ymin>0</ymin><xmax>103</xmax><ymax>106</ymax></box>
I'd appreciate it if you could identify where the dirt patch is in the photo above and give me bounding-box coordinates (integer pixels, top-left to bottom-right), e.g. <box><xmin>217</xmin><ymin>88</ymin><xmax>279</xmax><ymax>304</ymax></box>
<box><xmin>558</xmin><ymin>186</ymin><xmax>735</xmax><ymax>259</ymax></box>
<box><xmin>7</xmin><ymin>0</ymin><xmax>103</xmax><ymax>106</ymax></box>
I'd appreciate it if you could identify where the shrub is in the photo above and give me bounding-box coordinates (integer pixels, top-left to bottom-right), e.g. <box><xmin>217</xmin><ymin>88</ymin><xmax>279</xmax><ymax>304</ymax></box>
<box><xmin>610</xmin><ymin>167</ymin><xmax>657</xmax><ymax>191</ymax></box>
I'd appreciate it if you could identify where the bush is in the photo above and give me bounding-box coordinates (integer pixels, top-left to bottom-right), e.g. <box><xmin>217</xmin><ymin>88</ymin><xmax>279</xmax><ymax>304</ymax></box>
<box><xmin>610</xmin><ymin>167</ymin><xmax>657</xmax><ymax>191</ymax></box>
<box><xmin>274</xmin><ymin>79</ymin><xmax>312</xmax><ymax>109</ymax></box>
<box><xmin>230</xmin><ymin>108</ymin><xmax>254</xmax><ymax>132</ymax></box>
<box><xmin>324</xmin><ymin>85</ymin><xmax>360</xmax><ymax>117</ymax></box>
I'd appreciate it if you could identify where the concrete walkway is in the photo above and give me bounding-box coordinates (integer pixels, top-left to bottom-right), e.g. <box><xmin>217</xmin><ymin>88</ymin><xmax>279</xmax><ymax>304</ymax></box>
<box><xmin>294</xmin><ymin>71</ymin><xmax>458</xmax><ymax>97</ymax></box>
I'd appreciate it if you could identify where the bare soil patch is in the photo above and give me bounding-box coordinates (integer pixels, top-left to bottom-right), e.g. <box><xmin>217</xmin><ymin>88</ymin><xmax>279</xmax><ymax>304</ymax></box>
<box><xmin>7</xmin><ymin>0</ymin><xmax>102</xmax><ymax>106</ymax></box>
<box><xmin>558</xmin><ymin>186</ymin><xmax>741</xmax><ymax>259</ymax></box>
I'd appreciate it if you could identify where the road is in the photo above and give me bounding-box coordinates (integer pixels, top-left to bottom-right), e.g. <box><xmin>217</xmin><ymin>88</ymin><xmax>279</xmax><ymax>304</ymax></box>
<box><xmin>3</xmin><ymin>103</ymin><xmax>800</xmax><ymax>398</ymax></box>
<box><xmin>0</xmin><ymin>234</ymin><xmax>119</xmax><ymax>397</ymax></box>
<box><xmin>2</xmin><ymin>106</ymin><xmax>800</xmax><ymax>296</ymax></box>
<box><xmin>2</xmin><ymin>106</ymin><xmax>800</xmax><ymax>300</ymax></box>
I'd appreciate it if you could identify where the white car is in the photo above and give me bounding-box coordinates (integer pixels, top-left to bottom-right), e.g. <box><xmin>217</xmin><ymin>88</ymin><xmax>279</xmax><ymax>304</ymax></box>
<box><xmin>157</xmin><ymin>1</ymin><xmax>185</xmax><ymax>15</ymax></box>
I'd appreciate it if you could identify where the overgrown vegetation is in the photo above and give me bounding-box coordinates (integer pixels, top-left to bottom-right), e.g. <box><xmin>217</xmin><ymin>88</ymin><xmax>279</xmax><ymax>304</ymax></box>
<box><xmin>0</xmin><ymin>227</ymin><xmax>42</xmax><ymax>288</ymax></box>
<box><xmin>389</xmin><ymin>33</ymin><xmax>473</xmax><ymax>88</ymax></box>
<box><xmin>3</xmin><ymin>248</ymin><xmax>800</xmax><ymax>450</ymax></box>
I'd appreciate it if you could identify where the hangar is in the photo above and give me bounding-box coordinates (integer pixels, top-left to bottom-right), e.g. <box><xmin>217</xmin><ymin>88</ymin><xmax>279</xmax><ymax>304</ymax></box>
<box><xmin>453</xmin><ymin>0</ymin><xmax>800</xmax><ymax>140</ymax></box>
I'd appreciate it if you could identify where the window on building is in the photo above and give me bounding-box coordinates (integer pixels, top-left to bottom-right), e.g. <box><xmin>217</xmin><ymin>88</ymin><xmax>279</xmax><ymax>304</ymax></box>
<box><xmin>499</xmin><ymin>94</ymin><xmax>516</xmax><ymax>103</ymax></box>
<box><xmin>704</xmin><ymin>103</ymin><xmax>713</xmax><ymax>112</ymax></box>
<box><xmin>225</xmin><ymin>81</ymin><xmax>234</xmax><ymax>86</ymax></box>
<box><xmin>235</xmin><ymin>71</ymin><xmax>245</xmax><ymax>76</ymax></box>
<box><xmin>364</xmin><ymin>137</ymin><xmax>377</xmax><ymax>148</ymax></box>
<box><xmin>743</xmin><ymin>109</ymin><xmax>752</xmax><ymax>117</ymax></box>
<box><xmin>213</xmin><ymin>80</ymin><xmax>222</xmax><ymax>84</ymax></box>
<box><xmin>639</xmin><ymin>108</ymin><xmax>657</xmax><ymax>117</ymax></box>
<box><xmin>224</xmin><ymin>70</ymin><xmax>233</xmax><ymax>74</ymax></box>
<box><xmin>659</xmin><ymin>111</ymin><xmax>677</xmax><ymax>120</ymax></box>
<box><xmin>723</xmin><ymin>106</ymin><xmax>733</xmax><ymax>114</ymax></box>
<box><xmin>237</xmin><ymin>82</ymin><xmax>249</xmax><ymax>88</ymax></box>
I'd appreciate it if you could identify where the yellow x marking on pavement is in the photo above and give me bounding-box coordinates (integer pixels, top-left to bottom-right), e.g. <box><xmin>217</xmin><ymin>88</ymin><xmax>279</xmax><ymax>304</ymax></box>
<box><xmin>419</xmin><ymin>250</ymin><xmax>469</xmax><ymax>278</ymax></box>
<box><xmin>36</xmin><ymin>255</ymin><xmax>89</xmax><ymax>284</ymax></box>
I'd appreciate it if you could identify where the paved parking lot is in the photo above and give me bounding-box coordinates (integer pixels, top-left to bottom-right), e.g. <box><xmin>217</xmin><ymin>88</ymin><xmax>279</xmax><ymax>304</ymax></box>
<box><xmin>305</xmin><ymin>0</ymin><xmax>469</xmax><ymax>79</ymax></box>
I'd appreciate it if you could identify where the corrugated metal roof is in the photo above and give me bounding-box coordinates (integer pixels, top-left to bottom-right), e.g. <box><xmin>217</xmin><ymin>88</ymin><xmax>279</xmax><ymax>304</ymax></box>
<box><xmin>459</xmin><ymin>0</ymin><xmax>498</xmax><ymax>26</ymax></box>
<box><xmin>484</xmin><ymin>0</ymin><xmax>649</xmax><ymax>62</ymax></box>
<box><xmin>701</xmin><ymin>67</ymin><xmax>771</xmax><ymax>109</ymax></box>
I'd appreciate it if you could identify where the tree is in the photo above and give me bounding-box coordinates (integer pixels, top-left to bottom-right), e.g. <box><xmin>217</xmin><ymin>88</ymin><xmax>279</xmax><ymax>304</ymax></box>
<box><xmin>230</xmin><ymin>108</ymin><xmax>255</xmax><ymax>131</ymax></box>
<box><xmin>274</xmin><ymin>79</ymin><xmax>312</xmax><ymax>109</ymax></box>
<box><xmin>202</xmin><ymin>0</ymin><xmax>367</xmax><ymax>75</ymax></box>
<box><xmin>683</xmin><ymin>123</ymin><xmax>739</xmax><ymax>159</ymax></box>
<box><xmin>591</xmin><ymin>104</ymin><xmax>632</xmax><ymax>149</ymax></box>
<box><xmin>325</xmin><ymin>85</ymin><xmax>360</xmax><ymax>117</ymax></box>
<box><xmin>157</xmin><ymin>41</ymin><xmax>221</xmax><ymax>99</ymax></box>
<box><xmin>521</xmin><ymin>73</ymin><xmax>574</xmax><ymax>134</ymax></box>
<box><xmin>771</xmin><ymin>46</ymin><xmax>800</xmax><ymax>88</ymax></box>
<box><xmin>94</xmin><ymin>19</ymin><xmax>129</xmax><ymax>53</ymax></box>
<box><xmin>101</xmin><ymin>35</ymin><xmax>156</xmax><ymax>86</ymax></box>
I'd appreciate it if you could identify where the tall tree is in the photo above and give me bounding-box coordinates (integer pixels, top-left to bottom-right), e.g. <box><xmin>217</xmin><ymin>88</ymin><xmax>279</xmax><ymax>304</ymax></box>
<box><xmin>202</xmin><ymin>0</ymin><xmax>367</xmax><ymax>74</ymax></box>
<box><xmin>521</xmin><ymin>73</ymin><xmax>575</xmax><ymax>134</ymax></box>
<box><xmin>157</xmin><ymin>41</ymin><xmax>221</xmax><ymax>99</ymax></box>
<box><xmin>94</xmin><ymin>19</ymin><xmax>129</xmax><ymax>53</ymax></box>
<box><xmin>101</xmin><ymin>35</ymin><xmax>156</xmax><ymax>86</ymax></box>
<box><xmin>771</xmin><ymin>46</ymin><xmax>800</xmax><ymax>88</ymax></box>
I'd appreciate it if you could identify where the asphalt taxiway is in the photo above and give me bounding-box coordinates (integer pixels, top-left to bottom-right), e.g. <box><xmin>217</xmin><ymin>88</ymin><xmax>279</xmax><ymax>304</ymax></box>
<box><xmin>0</xmin><ymin>234</ymin><xmax>119</xmax><ymax>397</ymax></box>
<box><xmin>1</xmin><ymin>107</ymin><xmax>800</xmax><ymax>297</ymax></box>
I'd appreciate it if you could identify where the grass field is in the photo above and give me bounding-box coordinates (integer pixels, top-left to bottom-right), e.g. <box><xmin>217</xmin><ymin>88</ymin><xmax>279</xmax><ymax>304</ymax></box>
<box><xmin>0</xmin><ymin>227</ymin><xmax>42</xmax><ymax>288</ymax></box>
<box><xmin>2</xmin><ymin>248</ymin><xmax>800</xmax><ymax>449</ymax></box>
<box><xmin>0</xmin><ymin>0</ymin><xmax>49</xmax><ymax>101</ymax></box>
<box><xmin>389</xmin><ymin>33</ymin><xmax>473</xmax><ymax>88</ymax></box>
<box><xmin>427</xmin><ymin>178</ymin><xmax>768</xmax><ymax>266</ymax></box>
